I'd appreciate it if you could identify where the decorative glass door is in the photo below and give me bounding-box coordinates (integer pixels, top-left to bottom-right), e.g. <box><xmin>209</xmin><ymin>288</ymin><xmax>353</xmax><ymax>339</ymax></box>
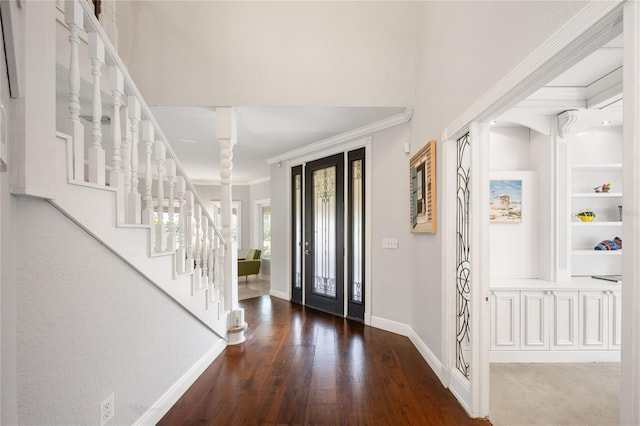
<box><xmin>291</xmin><ymin>165</ymin><xmax>303</xmax><ymax>304</ymax></box>
<box><xmin>304</xmin><ymin>153</ymin><xmax>344</xmax><ymax>316</ymax></box>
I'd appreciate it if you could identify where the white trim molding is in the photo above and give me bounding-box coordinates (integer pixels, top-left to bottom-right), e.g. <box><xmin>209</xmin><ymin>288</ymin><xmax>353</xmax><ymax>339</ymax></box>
<box><xmin>621</xmin><ymin>1</ymin><xmax>640</xmax><ymax>424</ymax></box>
<box><xmin>408</xmin><ymin>328</ymin><xmax>444</xmax><ymax>384</ymax></box>
<box><xmin>267</xmin><ymin>107</ymin><xmax>413</xmax><ymax>165</ymax></box>
<box><xmin>133</xmin><ymin>340</ymin><xmax>227</xmax><ymax>426</ymax></box>
<box><xmin>370</xmin><ymin>316</ymin><xmax>411</xmax><ymax>337</ymax></box>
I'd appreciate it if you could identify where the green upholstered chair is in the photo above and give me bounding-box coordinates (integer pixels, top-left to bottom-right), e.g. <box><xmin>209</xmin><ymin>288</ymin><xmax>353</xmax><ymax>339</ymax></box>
<box><xmin>238</xmin><ymin>249</ymin><xmax>262</xmax><ymax>282</ymax></box>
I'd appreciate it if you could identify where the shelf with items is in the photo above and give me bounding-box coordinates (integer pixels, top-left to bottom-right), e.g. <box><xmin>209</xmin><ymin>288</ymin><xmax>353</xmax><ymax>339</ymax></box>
<box><xmin>568</xmin><ymin>126</ymin><xmax>623</xmax><ymax>278</ymax></box>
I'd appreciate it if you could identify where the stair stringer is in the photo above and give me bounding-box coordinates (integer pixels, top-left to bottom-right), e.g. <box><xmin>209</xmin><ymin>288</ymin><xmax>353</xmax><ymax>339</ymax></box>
<box><xmin>52</xmin><ymin>132</ymin><xmax>228</xmax><ymax>339</ymax></box>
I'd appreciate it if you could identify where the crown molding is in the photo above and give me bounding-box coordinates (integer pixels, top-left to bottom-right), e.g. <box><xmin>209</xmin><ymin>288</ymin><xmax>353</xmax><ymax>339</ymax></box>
<box><xmin>443</xmin><ymin>1</ymin><xmax>624</xmax><ymax>141</ymax></box>
<box><xmin>249</xmin><ymin>176</ymin><xmax>270</xmax><ymax>186</ymax></box>
<box><xmin>267</xmin><ymin>107</ymin><xmax>413</xmax><ymax>165</ymax></box>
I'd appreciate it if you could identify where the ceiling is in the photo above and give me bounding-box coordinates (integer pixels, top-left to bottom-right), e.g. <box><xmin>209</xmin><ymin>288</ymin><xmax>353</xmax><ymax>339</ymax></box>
<box><xmin>498</xmin><ymin>33</ymin><xmax>624</xmax><ymax>124</ymax></box>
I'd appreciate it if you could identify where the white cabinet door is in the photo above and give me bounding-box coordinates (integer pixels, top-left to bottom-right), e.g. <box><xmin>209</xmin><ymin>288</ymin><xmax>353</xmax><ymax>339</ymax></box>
<box><xmin>608</xmin><ymin>290</ymin><xmax>622</xmax><ymax>349</ymax></box>
<box><xmin>551</xmin><ymin>290</ymin><xmax>579</xmax><ymax>350</ymax></box>
<box><xmin>521</xmin><ymin>291</ymin><xmax>550</xmax><ymax>350</ymax></box>
<box><xmin>491</xmin><ymin>291</ymin><xmax>520</xmax><ymax>350</ymax></box>
<box><xmin>579</xmin><ymin>290</ymin><xmax>609</xmax><ymax>349</ymax></box>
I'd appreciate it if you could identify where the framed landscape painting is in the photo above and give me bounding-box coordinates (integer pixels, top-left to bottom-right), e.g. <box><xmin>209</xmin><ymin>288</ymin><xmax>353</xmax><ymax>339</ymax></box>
<box><xmin>489</xmin><ymin>179</ymin><xmax>522</xmax><ymax>223</ymax></box>
<box><xmin>410</xmin><ymin>140</ymin><xmax>436</xmax><ymax>233</ymax></box>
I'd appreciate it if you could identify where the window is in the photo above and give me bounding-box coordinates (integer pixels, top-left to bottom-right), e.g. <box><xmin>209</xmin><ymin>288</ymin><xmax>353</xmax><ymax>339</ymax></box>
<box><xmin>261</xmin><ymin>205</ymin><xmax>271</xmax><ymax>257</ymax></box>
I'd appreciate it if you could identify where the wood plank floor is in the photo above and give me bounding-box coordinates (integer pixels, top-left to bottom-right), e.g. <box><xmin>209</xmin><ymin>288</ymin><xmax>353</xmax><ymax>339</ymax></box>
<box><xmin>159</xmin><ymin>296</ymin><xmax>490</xmax><ymax>425</ymax></box>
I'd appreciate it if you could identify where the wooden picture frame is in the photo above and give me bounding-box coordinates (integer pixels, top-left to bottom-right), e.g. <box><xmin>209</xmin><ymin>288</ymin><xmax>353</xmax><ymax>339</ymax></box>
<box><xmin>410</xmin><ymin>140</ymin><xmax>436</xmax><ymax>233</ymax></box>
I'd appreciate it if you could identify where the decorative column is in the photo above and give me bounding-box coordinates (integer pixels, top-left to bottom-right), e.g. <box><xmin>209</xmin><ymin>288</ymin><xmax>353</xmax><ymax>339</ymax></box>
<box><xmin>554</xmin><ymin>111</ymin><xmax>576</xmax><ymax>282</ymax></box>
<box><xmin>109</xmin><ymin>66</ymin><xmax>125</xmax><ymax>224</ymax></box>
<box><xmin>88</xmin><ymin>32</ymin><xmax>105</xmax><ymax>185</ymax></box>
<box><xmin>126</xmin><ymin>96</ymin><xmax>141</xmax><ymax>224</ymax></box>
<box><xmin>216</xmin><ymin>107</ymin><xmax>244</xmax><ymax>344</ymax></box>
<box><xmin>65</xmin><ymin>0</ymin><xmax>84</xmax><ymax>181</ymax></box>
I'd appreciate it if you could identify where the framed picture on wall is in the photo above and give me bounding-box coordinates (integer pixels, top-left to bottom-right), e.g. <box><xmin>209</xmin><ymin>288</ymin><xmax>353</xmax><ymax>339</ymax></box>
<box><xmin>489</xmin><ymin>180</ymin><xmax>522</xmax><ymax>223</ymax></box>
<box><xmin>410</xmin><ymin>140</ymin><xmax>436</xmax><ymax>233</ymax></box>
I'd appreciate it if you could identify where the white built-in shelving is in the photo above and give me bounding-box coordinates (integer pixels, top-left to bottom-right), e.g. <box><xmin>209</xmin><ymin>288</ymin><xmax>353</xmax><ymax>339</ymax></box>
<box><xmin>570</xmin><ymin>130</ymin><xmax>623</xmax><ymax>277</ymax></box>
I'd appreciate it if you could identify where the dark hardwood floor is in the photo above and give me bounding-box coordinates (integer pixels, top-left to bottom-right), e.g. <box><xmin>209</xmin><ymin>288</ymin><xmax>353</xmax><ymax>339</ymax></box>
<box><xmin>158</xmin><ymin>296</ymin><xmax>490</xmax><ymax>425</ymax></box>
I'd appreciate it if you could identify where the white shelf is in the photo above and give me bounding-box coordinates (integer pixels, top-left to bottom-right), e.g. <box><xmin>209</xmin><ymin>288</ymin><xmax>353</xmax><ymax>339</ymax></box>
<box><xmin>572</xmin><ymin>163</ymin><xmax>623</xmax><ymax>172</ymax></box>
<box><xmin>571</xmin><ymin>192</ymin><xmax>623</xmax><ymax>198</ymax></box>
<box><xmin>572</xmin><ymin>250</ymin><xmax>622</xmax><ymax>256</ymax></box>
<box><xmin>572</xmin><ymin>221</ymin><xmax>622</xmax><ymax>227</ymax></box>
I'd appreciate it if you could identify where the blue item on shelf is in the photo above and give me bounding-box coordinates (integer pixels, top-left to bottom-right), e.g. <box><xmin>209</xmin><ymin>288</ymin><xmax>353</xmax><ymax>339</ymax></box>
<box><xmin>594</xmin><ymin>236</ymin><xmax>622</xmax><ymax>251</ymax></box>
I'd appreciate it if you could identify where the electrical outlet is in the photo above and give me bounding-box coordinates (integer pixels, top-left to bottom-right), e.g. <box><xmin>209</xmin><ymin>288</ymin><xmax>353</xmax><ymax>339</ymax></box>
<box><xmin>100</xmin><ymin>393</ymin><xmax>114</xmax><ymax>425</ymax></box>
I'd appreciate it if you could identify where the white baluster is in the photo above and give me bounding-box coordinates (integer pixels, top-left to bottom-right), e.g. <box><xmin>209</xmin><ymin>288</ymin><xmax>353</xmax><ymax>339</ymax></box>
<box><xmin>141</xmin><ymin>121</ymin><xmax>154</xmax><ymax>225</ymax></box>
<box><xmin>208</xmin><ymin>224</ymin><xmax>216</xmax><ymax>303</ymax></box>
<box><xmin>193</xmin><ymin>204</ymin><xmax>202</xmax><ymax>288</ymax></box>
<box><xmin>126</xmin><ymin>96</ymin><xmax>141</xmax><ymax>224</ymax></box>
<box><xmin>88</xmin><ymin>32</ymin><xmax>105</xmax><ymax>185</ymax></box>
<box><xmin>184</xmin><ymin>191</ymin><xmax>194</xmax><ymax>272</ymax></box>
<box><xmin>121</xmin><ymin>103</ymin><xmax>131</xmax><ymax>196</ymax></box>
<box><xmin>166</xmin><ymin>159</ymin><xmax>177</xmax><ymax>252</ymax></box>
<box><xmin>175</xmin><ymin>176</ymin><xmax>186</xmax><ymax>274</ymax></box>
<box><xmin>202</xmin><ymin>215</ymin><xmax>209</xmax><ymax>287</ymax></box>
<box><xmin>65</xmin><ymin>0</ymin><xmax>84</xmax><ymax>181</ymax></box>
<box><xmin>109</xmin><ymin>67</ymin><xmax>125</xmax><ymax>224</ymax></box>
<box><xmin>154</xmin><ymin>141</ymin><xmax>166</xmax><ymax>253</ymax></box>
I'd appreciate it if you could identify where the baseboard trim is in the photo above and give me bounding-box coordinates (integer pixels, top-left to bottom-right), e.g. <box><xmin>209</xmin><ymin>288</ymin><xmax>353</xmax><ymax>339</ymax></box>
<box><xmin>370</xmin><ymin>316</ymin><xmax>411</xmax><ymax>336</ymax></box>
<box><xmin>448</xmin><ymin>369</ymin><xmax>473</xmax><ymax>416</ymax></box>
<box><xmin>133</xmin><ymin>339</ymin><xmax>227</xmax><ymax>425</ymax></box>
<box><xmin>269</xmin><ymin>288</ymin><xmax>289</xmax><ymax>301</ymax></box>
<box><xmin>490</xmin><ymin>349</ymin><xmax>621</xmax><ymax>363</ymax></box>
<box><xmin>408</xmin><ymin>328</ymin><xmax>444</xmax><ymax>384</ymax></box>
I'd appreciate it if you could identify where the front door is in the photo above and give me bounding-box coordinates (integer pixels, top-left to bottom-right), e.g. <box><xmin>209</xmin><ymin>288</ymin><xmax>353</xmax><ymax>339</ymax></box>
<box><xmin>304</xmin><ymin>153</ymin><xmax>344</xmax><ymax>316</ymax></box>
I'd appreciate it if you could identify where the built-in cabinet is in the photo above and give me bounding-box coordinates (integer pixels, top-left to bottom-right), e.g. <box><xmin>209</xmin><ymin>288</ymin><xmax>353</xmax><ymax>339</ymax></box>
<box><xmin>490</xmin><ymin>283</ymin><xmax>621</xmax><ymax>362</ymax></box>
<box><xmin>489</xmin><ymin>124</ymin><xmax>623</xmax><ymax>363</ymax></box>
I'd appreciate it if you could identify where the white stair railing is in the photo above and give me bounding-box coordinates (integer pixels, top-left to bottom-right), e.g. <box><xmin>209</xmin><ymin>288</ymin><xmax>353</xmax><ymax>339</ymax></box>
<box><xmin>62</xmin><ymin>0</ymin><xmax>229</xmax><ymax>317</ymax></box>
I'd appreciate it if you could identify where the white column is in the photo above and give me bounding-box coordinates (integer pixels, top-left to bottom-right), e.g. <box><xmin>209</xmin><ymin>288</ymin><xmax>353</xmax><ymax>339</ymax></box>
<box><xmin>126</xmin><ymin>96</ymin><xmax>141</xmax><ymax>224</ymax></box>
<box><xmin>621</xmin><ymin>2</ymin><xmax>640</xmax><ymax>423</ymax></box>
<box><xmin>109</xmin><ymin>66</ymin><xmax>125</xmax><ymax>224</ymax></box>
<box><xmin>154</xmin><ymin>141</ymin><xmax>166</xmax><ymax>253</ymax></box>
<box><xmin>65</xmin><ymin>0</ymin><xmax>84</xmax><ymax>182</ymax></box>
<box><xmin>175</xmin><ymin>176</ymin><xmax>187</xmax><ymax>274</ymax></box>
<box><xmin>216</xmin><ymin>107</ymin><xmax>239</xmax><ymax>314</ymax></box>
<box><xmin>141</xmin><ymin>121</ymin><xmax>155</xmax><ymax>226</ymax></box>
<box><xmin>87</xmin><ymin>32</ymin><xmax>105</xmax><ymax>185</ymax></box>
<box><xmin>166</xmin><ymin>159</ymin><xmax>177</xmax><ymax>252</ymax></box>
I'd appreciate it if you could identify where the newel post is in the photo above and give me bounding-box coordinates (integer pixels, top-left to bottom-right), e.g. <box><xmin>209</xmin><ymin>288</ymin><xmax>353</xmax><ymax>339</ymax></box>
<box><xmin>216</xmin><ymin>107</ymin><xmax>245</xmax><ymax>344</ymax></box>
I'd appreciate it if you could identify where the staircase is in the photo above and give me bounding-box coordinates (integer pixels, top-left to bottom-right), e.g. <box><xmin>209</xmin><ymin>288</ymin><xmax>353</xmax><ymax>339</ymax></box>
<box><xmin>50</xmin><ymin>0</ymin><xmax>237</xmax><ymax>339</ymax></box>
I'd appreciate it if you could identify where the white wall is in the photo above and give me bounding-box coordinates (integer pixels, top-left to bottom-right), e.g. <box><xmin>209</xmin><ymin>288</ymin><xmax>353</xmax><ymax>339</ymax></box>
<box><xmin>270</xmin><ymin>164</ymin><xmax>289</xmax><ymax>298</ymax></box>
<box><xmin>410</xmin><ymin>0</ymin><xmax>587</xmax><ymax>362</ymax></box>
<box><xmin>116</xmin><ymin>1</ymin><xmax>416</xmax><ymax>107</ymax></box>
<box><xmin>370</xmin><ymin>124</ymin><xmax>413</xmax><ymax>325</ymax></box>
<box><xmin>14</xmin><ymin>197</ymin><xmax>221</xmax><ymax>425</ymax></box>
